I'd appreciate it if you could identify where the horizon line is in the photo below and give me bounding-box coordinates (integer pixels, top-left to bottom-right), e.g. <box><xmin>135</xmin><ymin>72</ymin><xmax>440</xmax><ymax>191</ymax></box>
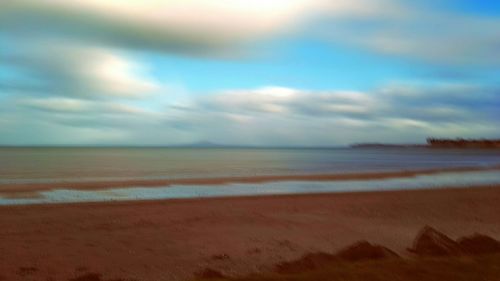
<box><xmin>0</xmin><ymin>143</ymin><xmax>427</xmax><ymax>149</ymax></box>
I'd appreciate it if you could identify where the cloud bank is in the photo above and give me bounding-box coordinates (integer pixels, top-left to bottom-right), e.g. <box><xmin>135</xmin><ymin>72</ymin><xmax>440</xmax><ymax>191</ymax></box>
<box><xmin>2</xmin><ymin>0</ymin><xmax>499</xmax><ymax>64</ymax></box>
<box><xmin>1</xmin><ymin>83</ymin><xmax>498</xmax><ymax>146</ymax></box>
<box><xmin>1</xmin><ymin>0</ymin><xmax>378</xmax><ymax>56</ymax></box>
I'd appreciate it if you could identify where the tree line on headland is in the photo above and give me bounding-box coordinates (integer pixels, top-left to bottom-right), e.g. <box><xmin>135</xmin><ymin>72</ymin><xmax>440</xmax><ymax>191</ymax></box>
<box><xmin>426</xmin><ymin>138</ymin><xmax>500</xmax><ymax>148</ymax></box>
<box><xmin>351</xmin><ymin>138</ymin><xmax>500</xmax><ymax>149</ymax></box>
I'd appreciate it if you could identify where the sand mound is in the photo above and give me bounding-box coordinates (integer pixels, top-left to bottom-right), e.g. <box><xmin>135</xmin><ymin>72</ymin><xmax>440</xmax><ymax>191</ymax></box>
<box><xmin>335</xmin><ymin>240</ymin><xmax>399</xmax><ymax>262</ymax></box>
<box><xmin>274</xmin><ymin>252</ymin><xmax>337</xmax><ymax>274</ymax></box>
<box><xmin>457</xmin><ymin>233</ymin><xmax>500</xmax><ymax>255</ymax></box>
<box><xmin>408</xmin><ymin>226</ymin><xmax>462</xmax><ymax>256</ymax></box>
<box><xmin>275</xmin><ymin>241</ymin><xmax>399</xmax><ymax>274</ymax></box>
<box><xmin>194</xmin><ymin>268</ymin><xmax>226</xmax><ymax>279</ymax></box>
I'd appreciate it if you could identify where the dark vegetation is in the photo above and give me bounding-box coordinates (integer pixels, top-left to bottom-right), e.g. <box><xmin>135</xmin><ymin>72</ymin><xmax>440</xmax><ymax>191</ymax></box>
<box><xmin>193</xmin><ymin>255</ymin><xmax>500</xmax><ymax>281</ymax></box>
<box><xmin>23</xmin><ymin>226</ymin><xmax>500</xmax><ymax>281</ymax></box>
<box><xmin>191</xmin><ymin>226</ymin><xmax>500</xmax><ymax>281</ymax></box>
<box><xmin>351</xmin><ymin>138</ymin><xmax>500</xmax><ymax>148</ymax></box>
<box><xmin>427</xmin><ymin>138</ymin><xmax>500</xmax><ymax>148</ymax></box>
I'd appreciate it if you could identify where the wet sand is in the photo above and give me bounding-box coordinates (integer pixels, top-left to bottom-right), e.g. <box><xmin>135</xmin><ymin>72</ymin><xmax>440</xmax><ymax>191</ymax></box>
<box><xmin>0</xmin><ymin>185</ymin><xmax>499</xmax><ymax>281</ymax></box>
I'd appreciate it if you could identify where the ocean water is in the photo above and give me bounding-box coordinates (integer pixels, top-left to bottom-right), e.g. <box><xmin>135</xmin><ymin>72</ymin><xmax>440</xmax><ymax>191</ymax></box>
<box><xmin>1</xmin><ymin>147</ymin><xmax>500</xmax><ymax>204</ymax></box>
<box><xmin>1</xmin><ymin>147</ymin><xmax>500</xmax><ymax>184</ymax></box>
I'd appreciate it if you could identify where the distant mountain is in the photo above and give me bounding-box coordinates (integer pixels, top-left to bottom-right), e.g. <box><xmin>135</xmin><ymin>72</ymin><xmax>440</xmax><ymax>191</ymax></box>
<box><xmin>180</xmin><ymin>141</ymin><xmax>227</xmax><ymax>148</ymax></box>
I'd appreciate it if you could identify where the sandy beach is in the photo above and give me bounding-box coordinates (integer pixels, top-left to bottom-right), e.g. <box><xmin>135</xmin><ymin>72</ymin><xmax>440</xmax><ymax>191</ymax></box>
<box><xmin>0</xmin><ymin>185</ymin><xmax>499</xmax><ymax>281</ymax></box>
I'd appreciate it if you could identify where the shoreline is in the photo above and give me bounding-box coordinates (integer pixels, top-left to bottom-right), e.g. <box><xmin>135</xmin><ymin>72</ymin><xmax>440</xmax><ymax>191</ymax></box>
<box><xmin>1</xmin><ymin>185</ymin><xmax>499</xmax><ymax>280</ymax></box>
<box><xmin>1</xmin><ymin>165</ymin><xmax>499</xmax><ymax>196</ymax></box>
<box><xmin>0</xmin><ymin>183</ymin><xmax>497</xmax><ymax>208</ymax></box>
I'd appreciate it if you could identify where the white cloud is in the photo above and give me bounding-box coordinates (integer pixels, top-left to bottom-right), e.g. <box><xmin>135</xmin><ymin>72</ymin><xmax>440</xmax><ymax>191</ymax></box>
<box><xmin>2</xmin><ymin>43</ymin><xmax>164</xmax><ymax>99</ymax></box>
<box><xmin>18</xmin><ymin>97</ymin><xmax>155</xmax><ymax>116</ymax></box>
<box><xmin>20</xmin><ymin>98</ymin><xmax>91</xmax><ymax>113</ymax></box>
<box><xmin>201</xmin><ymin>87</ymin><xmax>378</xmax><ymax>117</ymax></box>
<box><xmin>154</xmin><ymin>84</ymin><xmax>498</xmax><ymax>145</ymax></box>
<box><xmin>3</xmin><ymin>0</ymin><xmax>498</xmax><ymax>65</ymax></box>
<box><xmin>0</xmin><ymin>0</ymin><xmax>395</xmax><ymax>56</ymax></box>
<box><xmin>78</xmin><ymin>48</ymin><xmax>161</xmax><ymax>98</ymax></box>
<box><xmin>321</xmin><ymin>8</ymin><xmax>500</xmax><ymax>65</ymax></box>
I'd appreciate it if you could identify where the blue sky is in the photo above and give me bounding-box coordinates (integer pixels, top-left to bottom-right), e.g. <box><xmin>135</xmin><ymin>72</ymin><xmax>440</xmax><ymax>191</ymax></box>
<box><xmin>451</xmin><ymin>0</ymin><xmax>500</xmax><ymax>15</ymax></box>
<box><xmin>148</xmin><ymin>37</ymin><xmax>426</xmax><ymax>92</ymax></box>
<box><xmin>0</xmin><ymin>0</ymin><xmax>499</xmax><ymax>145</ymax></box>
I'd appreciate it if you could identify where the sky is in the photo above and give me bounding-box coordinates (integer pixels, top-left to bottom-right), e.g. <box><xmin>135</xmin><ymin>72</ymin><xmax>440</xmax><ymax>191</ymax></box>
<box><xmin>0</xmin><ymin>0</ymin><xmax>499</xmax><ymax>146</ymax></box>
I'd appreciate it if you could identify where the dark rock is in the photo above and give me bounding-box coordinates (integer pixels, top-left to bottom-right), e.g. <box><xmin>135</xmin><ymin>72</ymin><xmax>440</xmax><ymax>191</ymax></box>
<box><xmin>68</xmin><ymin>273</ymin><xmax>135</xmax><ymax>281</ymax></box>
<box><xmin>17</xmin><ymin>267</ymin><xmax>38</xmax><ymax>276</ymax></box>
<box><xmin>457</xmin><ymin>233</ymin><xmax>500</xmax><ymax>255</ymax></box>
<box><xmin>408</xmin><ymin>226</ymin><xmax>462</xmax><ymax>256</ymax></box>
<box><xmin>211</xmin><ymin>253</ymin><xmax>230</xmax><ymax>260</ymax></box>
<box><xmin>275</xmin><ymin>252</ymin><xmax>337</xmax><ymax>274</ymax></box>
<box><xmin>69</xmin><ymin>273</ymin><xmax>102</xmax><ymax>281</ymax></box>
<box><xmin>247</xmin><ymin>248</ymin><xmax>261</xmax><ymax>254</ymax></box>
<box><xmin>335</xmin><ymin>240</ymin><xmax>399</xmax><ymax>261</ymax></box>
<box><xmin>195</xmin><ymin>268</ymin><xmax>226</xmax><ymax>279</ymax></box>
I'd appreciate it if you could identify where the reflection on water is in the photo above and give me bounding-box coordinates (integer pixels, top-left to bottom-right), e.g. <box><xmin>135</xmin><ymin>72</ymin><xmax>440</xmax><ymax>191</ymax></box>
<box><xmin>1</xmin><ymin>170</ymin><xmax>500</xmax><ymax>205</ymax></box>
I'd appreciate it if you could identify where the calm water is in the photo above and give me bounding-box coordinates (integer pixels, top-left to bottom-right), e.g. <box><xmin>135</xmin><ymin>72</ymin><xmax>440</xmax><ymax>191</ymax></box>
<box><xmin>1</xmin><ymin>147</ymin><xmax>500</xmax><ymax>204</ymax></box>
<box><xmin>1</xmin><ymin>147</ymin><xmax>500</xmax><ymax>184</ymax></box>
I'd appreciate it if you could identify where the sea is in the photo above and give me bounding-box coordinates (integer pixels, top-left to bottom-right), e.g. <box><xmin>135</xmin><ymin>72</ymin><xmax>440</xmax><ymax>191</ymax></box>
<box><xmin>1</xmin><ymin>147</ymin><xmax>500</xmax><ymax>204</ymax></box>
